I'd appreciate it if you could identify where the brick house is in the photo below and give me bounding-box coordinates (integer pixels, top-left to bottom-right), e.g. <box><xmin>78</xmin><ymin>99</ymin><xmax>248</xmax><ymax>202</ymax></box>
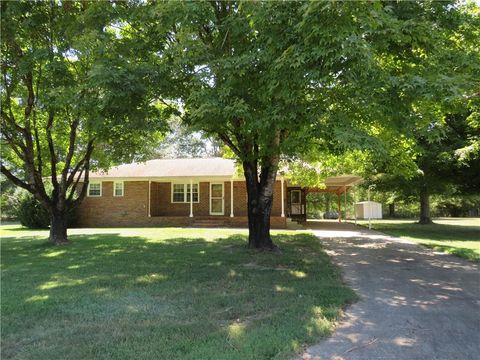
<box><xmin>77</xmin><ymin>158</ymin><xmax>289</xmax><ymax>228</ymax></box>
<box><xmin>77</xmin><ymin>158</ymin><xmax>363</xmax><ymax>228</ymax></box>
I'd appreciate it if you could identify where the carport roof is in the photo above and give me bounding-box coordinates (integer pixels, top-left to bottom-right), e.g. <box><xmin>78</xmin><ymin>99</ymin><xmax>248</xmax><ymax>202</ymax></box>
<box><xmin>307</xmin><ymin>175</ymin><xmax>363</xmax><ymax>194</ymax></box>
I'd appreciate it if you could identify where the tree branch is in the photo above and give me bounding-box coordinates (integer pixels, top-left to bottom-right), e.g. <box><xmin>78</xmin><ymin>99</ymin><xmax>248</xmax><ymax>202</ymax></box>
<box><xmin>70</xmin><ymin>140</ymin><xmax>94</xmax><ymax>209</ymax></box>
<box><xmin>218</xmin><ymin>132</ymin><xmax>241</xmax><ymax>157</ymax></box>
<box><xmin>0</xmin><ymin>164</ymin><xmax>34</xmax><ymax>193</ymax></box>
<box><xmin>62</xmin><ymin>117</ymin><xmax>80</xmax><ymax>185</ymax></box>
<box><xmin>45</xmin><ymin>110</ymin><xmax>59</xmax><ymax>189</ymax></box>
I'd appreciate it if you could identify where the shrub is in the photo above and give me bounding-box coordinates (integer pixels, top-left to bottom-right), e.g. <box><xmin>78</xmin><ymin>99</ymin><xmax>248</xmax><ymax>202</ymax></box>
<box><xmin>15</xmin><ymin>191</ymin><xmax>77</xmax><ymax>229</ymax></box>
<box><xmin>16</xmin><ymin>193</ymin><xmax>51</xmax><ymax>229</ymax></box>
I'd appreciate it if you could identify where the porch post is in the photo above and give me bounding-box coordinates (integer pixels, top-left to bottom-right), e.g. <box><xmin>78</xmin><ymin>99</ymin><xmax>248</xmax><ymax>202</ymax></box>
<box><xmin>148</xmin><ymin>181</ymin><xmax>151</xmax><ymax>217</ymax></box>
<box><xmin>281</xmin><ymin>177</ymin><xmax>285</xmax><ymax>217</ymax></box>
<box><xmin>344</xmin><ymin>187</ymin><xmax>347</xmax><ymax>223</ymax></box>
<box><xmin>230</xmin><ymin>179</ymin><xmax>234</xmax><ymax>217</ymax></box>
<box><xmin>189</xmin><ymin>179</ymin><xmax>193</xmax><ymax>218</ymax></box>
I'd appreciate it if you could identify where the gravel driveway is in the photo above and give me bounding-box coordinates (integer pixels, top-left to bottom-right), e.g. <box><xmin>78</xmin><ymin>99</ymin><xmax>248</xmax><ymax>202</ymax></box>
<box><xmin>298</xmin><ymin>221</ymin><xmax>480</xmax><ymax>360</ymax></box>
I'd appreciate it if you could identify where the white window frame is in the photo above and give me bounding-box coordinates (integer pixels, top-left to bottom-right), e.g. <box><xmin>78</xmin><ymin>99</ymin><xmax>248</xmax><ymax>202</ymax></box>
<box><xmin>87</xmin><ymin>181</ymin><xmax>102</xmax><ymax>197</ymax></box>
<box><xmin>113</xmin><ymin>181</ymin><xmax>124</xmax><ymax>197</ymax></box>
<box><xmin>171</xmin><ymin>182</ymin><xmax>200</xmax><ymax>203</ymax></box>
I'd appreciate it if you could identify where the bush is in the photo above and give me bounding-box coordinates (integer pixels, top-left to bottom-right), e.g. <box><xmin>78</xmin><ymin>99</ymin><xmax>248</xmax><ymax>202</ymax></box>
<box><xmin>16</xmin><ymin>193</ymin><xmax>51</xmax><ymax>229</ymax></box>
<box><xmin>15</xmin><ymin>191</ymin><xmax>77</xmax><ymax>229</ymax></box>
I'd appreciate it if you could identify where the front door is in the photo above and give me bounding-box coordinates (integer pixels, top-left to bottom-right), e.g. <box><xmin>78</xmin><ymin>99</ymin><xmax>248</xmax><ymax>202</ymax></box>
<box><xmin>210</xmin><ymin>183</ymin><xmax>224</xmax><ymax>215</ymax></box>
<box><xmin>291</xmin><ymin>189</ymin><xmax>302</xmax><ymax>215</ymax></box>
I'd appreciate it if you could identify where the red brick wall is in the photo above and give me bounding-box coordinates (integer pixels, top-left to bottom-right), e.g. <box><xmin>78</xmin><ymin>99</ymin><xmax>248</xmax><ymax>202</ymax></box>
<box><xmin>150</xmin><ymin>182</ymin><xmax>211</xmax><ymax>216</ymax></box>
<box><xmin>77</xmin><ymin>181</ymin><xmax>149</xmax><ymax>227</ymax></box>
<box><xmin>232</xmin><ymin>181</ymin><xmax>284</xmax><ymax>216</ymax></box>
<box><xmin>77</xmin><ymin>179</ymin><xmax>287</xmax><ymax>227</ymax></box>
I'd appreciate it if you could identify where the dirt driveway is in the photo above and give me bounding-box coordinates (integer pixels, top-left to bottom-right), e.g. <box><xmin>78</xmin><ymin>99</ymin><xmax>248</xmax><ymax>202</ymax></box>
<box><xmin>298</xmin><ymin>221</ymin><xmax>480</xmax><ymax>360</ymax></box>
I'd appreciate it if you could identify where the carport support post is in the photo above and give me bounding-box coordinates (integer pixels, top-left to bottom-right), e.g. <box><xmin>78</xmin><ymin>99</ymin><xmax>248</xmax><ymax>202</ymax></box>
<box><xmin>337</xmin><ymin>193</ymin><xmax>341</xmax><ymax>223</ymax></box>
<box><xmin>368</xmin><ymin>185</ymin><xmax>372</xmax><ymax>229</ymax></box>
<box><xmin>281</xmin><ymin>177</ymin><xmax>285</xmax><ymax>217</ymax></box>
<box><xmin>189</xmin><ymin>179</ymin><xmax>193</xmax><ymax>218</ymax></box>
<box><xmin>354</xmin><ymin>188</ymin><xmax>357</xmax><ymax>226</ymax></box>
<box><xmin>344</xmin><ymin>188</ymin><xmax>347</xmax><ymax>223</ymax></box>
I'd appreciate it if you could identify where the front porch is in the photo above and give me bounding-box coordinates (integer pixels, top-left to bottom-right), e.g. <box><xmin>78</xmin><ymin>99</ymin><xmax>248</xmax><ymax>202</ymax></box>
<box><xmin>146</xmin><ymin>178</ymin><xmax>287</xmax><ymax>228</ymax></box>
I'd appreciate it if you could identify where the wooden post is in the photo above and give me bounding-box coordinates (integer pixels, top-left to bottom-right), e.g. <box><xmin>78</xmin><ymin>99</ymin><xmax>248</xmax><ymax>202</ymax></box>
<box><xmin>337</xmin><ymin>193</ymin><xmax>341</xmax><ymax>223</ymax></box>
<box><xmin>344</xmin><ymin>187</ymin><xmax>347</xmax><ymax>223</ymax></box>
<box><xmin>354</xmin><ymin>187</ymin><xmax>357</xmax><ymax>226</ymax></box>
<box><xmin>281</xmin><ymin>177</ymin><xmax>285</xmax><ymax>217</ymax></box>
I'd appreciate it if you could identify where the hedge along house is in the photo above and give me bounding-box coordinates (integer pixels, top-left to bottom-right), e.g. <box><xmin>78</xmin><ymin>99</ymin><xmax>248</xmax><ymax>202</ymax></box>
<box><xmin>77</xmin><ymin>158</ymin><xmax>289</xmax><ymax>228</ymax></box>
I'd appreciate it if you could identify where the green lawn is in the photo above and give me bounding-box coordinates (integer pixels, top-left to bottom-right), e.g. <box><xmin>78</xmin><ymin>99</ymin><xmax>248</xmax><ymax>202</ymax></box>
<box><xmin>361</xmin><ymin>218</ymin><xmax>480</xmax><ymax>262</ymax></box>
<box><xmin>0</xmin><ymin>226</ymin><xmax>356</xmax><ymax>360</ymax></box>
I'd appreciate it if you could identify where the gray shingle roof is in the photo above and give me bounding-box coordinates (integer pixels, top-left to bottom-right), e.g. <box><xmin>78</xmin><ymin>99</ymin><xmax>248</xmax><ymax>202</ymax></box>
<box><xmin>90</xmin><ymin>158</ymin><xmax>236</xmax><ymax>179</ymax></box>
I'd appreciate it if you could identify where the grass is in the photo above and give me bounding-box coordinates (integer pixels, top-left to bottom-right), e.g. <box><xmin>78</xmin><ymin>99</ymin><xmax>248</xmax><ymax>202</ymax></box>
<box><xmin>0</xmin><ymin>226</ymin><xmax>356</xmax><ymax>360</ymax></box>
<box><xmin>360</xmin><ymin>218</ymin><xmax>480</xmax><ymax>262</ymax></box>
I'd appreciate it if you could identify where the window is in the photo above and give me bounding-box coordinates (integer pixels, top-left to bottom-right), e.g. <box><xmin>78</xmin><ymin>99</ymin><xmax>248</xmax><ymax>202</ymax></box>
<box><xmin>114</xmin><ymin>181</ymin><xmax>124</xmax><ymax>197</ymax></box>
<box><xmin>88</xmin><ymin>182</ymin><xmax>102</xmax><ymax>197</ymax></box>
<box><xmin>172</xmin><ymin>184</ymin><xmax>185</xmax><ymax>202</ymax></box>
<box><xmin>186</xmin><ymin>183</ymin><xmax>199</xmax><ymax>202</ymax></box>
<box><xmin>172</xmin><ymin>183</ymin><xmax>199</xmax><ymax>203</ymax></box>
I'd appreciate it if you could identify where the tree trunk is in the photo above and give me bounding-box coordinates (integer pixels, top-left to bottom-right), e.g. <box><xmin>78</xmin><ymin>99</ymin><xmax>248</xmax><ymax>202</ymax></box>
<box><xmin>49</xmin><ymin>210</ymin><xmax>69</xmax><ymax>245</ymax></box>
<box><xmin>243</xmin><ymin>161</ymin><xmax>277</xmax><ymax>250</ymax></box>
<box><xmin>388</xmin><ymin>203</ymin><xmax>395</xmax><ymax>217</ymax></box>
<box><xmin>419</xmin><ymin>186</ymin><xmax>432</xmax><ymax>224</ymax></box>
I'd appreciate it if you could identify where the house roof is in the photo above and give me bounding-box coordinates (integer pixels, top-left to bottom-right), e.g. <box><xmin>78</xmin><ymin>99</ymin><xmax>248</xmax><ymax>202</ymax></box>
<box><xmin>90</xmin><ymin>158</ymin><xmax>236</xmax><ymax>179</ymax></box>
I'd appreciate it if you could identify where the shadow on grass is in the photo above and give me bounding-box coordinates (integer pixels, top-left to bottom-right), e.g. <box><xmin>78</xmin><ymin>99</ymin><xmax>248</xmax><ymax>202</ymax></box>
<box><xmin>419</xmin><ymin>242</ymin><xmax>479</xmax><ymax>262</ymax></box>
<box><xmin>373</xmin><ymin>222</ymin><xmax>480</xmax><ymax>242</ymax></box>
<box><xmin>1</xmin><ymin>230</ymin><xmax>356</xmax><ymax>359</ymax></box>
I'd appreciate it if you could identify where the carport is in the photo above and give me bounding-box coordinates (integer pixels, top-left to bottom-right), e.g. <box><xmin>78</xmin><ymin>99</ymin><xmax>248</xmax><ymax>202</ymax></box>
<box><xmin>287</xmin><ymin>175</ymin><xmax>363</xmax><ymax>223</ymax></box>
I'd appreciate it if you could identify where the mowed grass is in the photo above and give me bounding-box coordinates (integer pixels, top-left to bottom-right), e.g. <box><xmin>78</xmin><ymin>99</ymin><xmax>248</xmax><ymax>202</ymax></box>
<box><xmin>0</xmin><ymin>226</ymin><xmax>356</xmax><ymax>360</ymax></box>
<box><xmin>362</xmin><ymin>218</ymin><xmax>480</xmax><ymax>262</ymax></box>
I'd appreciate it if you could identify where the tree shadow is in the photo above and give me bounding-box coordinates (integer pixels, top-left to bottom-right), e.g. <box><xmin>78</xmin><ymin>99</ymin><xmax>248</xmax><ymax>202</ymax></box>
<box><xmin>376</xmin><ymin>222</ymin><xmax>479</xmax><ymax>241</ymax></box>
<box><xmin>419</xmin><ymin>242</ymin><xmax>479</xmax><ymax>262</ymax></box>
<box><xmin>1</xmin><ymin>230</ymin><xmax>355</xmax><ymax>359</ymax></box>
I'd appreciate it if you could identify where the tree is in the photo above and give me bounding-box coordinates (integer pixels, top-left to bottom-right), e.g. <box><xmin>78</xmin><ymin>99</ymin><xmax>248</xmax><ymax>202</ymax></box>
<box><xmin>1</xmin><ymin>1</ymin><xmax>163</xmax><ymax>244</ymax></box>
<box><xmin>128</xmin><ymin>0</ymin><xmax>479</xmax><ymax>248</ymax></box>
<box><xmin>154</xmin><ymin>117</ymin><xmax>224</xmax><ymax>159</ymax></box>
<box><xmin>371</xmin><ymin>0</ymin><xmax>480</xmax><ymax>223</ymax></box>
<box><xmin>375</xmin><ymin>108</ymin><xmax>480</xmax><ymax>223</ymax></box>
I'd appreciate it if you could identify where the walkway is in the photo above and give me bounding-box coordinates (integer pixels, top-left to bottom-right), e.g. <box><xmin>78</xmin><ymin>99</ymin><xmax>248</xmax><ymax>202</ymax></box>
<box><xmin>298</xmin><ymin>220</ymin><xmax>480</xmax><ymax>360</ymax></box>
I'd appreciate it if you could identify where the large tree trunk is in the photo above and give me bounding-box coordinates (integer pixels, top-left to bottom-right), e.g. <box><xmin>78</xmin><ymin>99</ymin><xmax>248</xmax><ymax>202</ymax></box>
<box><xmin>419</xmin><ymin>185</ymin><xmax>432</xmax><ymax>224</ymax></box>
<box><xmin>243</xmin><ymin>161</ymin><xmax>278</xmax><ymax>250</ymax></box>
<box><xmin>49</xmin><ymin>210</ymin><xmax>69</xmax><ymax>245</ymax></box>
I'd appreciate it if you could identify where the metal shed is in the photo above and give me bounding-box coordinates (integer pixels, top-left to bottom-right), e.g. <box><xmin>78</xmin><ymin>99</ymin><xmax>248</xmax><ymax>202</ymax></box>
<box><xmin>355</xmin><ymin>201</ymin><xmax>383</xmax><ymax>219</ymax></box>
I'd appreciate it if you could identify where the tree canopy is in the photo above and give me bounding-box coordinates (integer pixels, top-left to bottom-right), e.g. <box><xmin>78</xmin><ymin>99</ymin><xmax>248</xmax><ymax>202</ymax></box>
<box><xmin>123</xmin><ymin>0</ymin><xmax>480</xmax><ymax>247</ymax></box>
<box><xmin>0</xmin><ymin>1</ymin><xmax>165</xmax><ymax>243</ymax></box>
<box><xmin>2</xmin><ymin>1</ymin><xmax>478</xmax><ymax>246</ymax></box>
